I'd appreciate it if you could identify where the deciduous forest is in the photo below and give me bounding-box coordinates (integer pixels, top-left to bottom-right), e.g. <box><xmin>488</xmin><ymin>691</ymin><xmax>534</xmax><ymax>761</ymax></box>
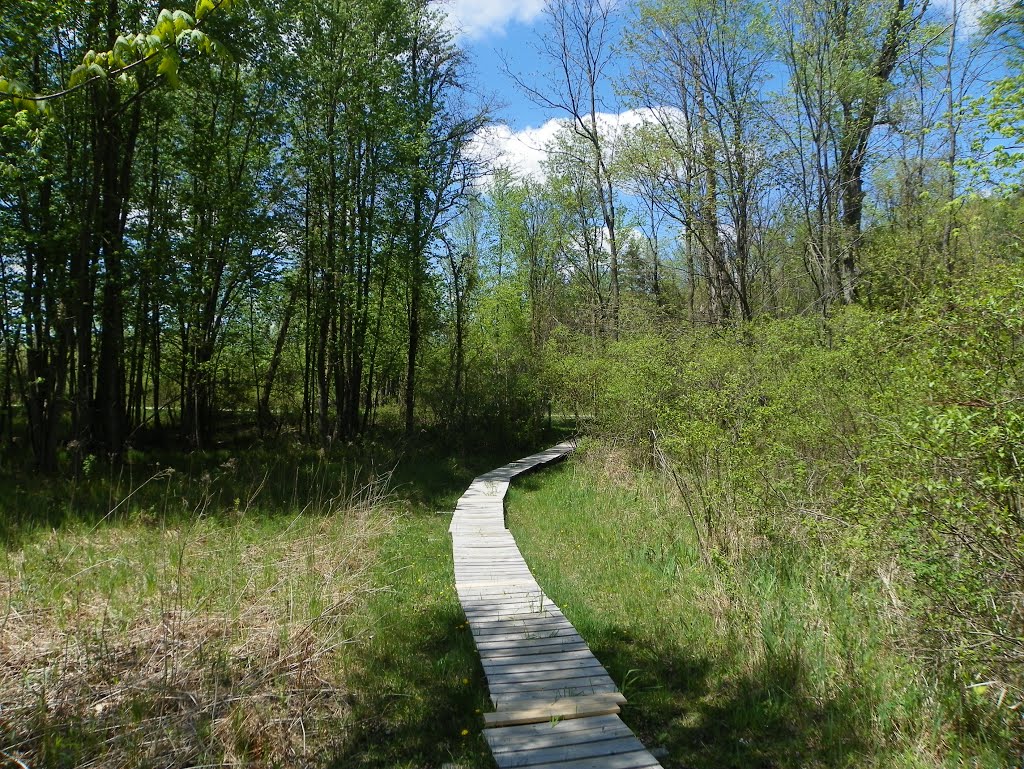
<box><xmin>1</xmin><ymin>0</ymin><xmax>1022</xmax><ymax>766</ymax></box>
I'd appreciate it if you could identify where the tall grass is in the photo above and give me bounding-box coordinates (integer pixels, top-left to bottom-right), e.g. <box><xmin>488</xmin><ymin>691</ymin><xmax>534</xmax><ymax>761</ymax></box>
<box><xmin>507</xmin><ymin>446</ymin><xmax>1017</xmax><ymax>768</ymax></box>
<box><xmin>0</xmin><ymin>451</ymin><xmax>393</xmax><ymax>767</ymax></box>
<box><xmin>0</xmin><ymin>430</ymin><xmax>574</xmax><ymax>768</ymax></box>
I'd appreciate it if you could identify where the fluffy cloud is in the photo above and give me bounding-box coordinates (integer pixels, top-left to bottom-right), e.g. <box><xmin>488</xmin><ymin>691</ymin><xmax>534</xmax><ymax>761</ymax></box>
<box><xmin>931</xmin><ymin>0</ymin><xmax>999</xmax><ymax>29</ymax></box>
<box><xmin>469</xmin><ymin>118</ymin><xmax>564</xmax><ymax>179</ymax></box>
<box><xmin>440</xmin><ymin>0</ymin><xmax>548</xmax><ymax>39</ymax></box>
<box><xmin>468</xmin><ymin>108</ymin><xmax>673</xmax><ymax>182</ymax></box>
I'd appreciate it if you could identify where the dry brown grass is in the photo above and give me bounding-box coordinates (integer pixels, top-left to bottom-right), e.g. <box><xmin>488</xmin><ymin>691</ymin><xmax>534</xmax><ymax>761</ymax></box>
<box><xmin>0</xmin><ymin>488</ymin><xmax>392</xmax><ymax>768</ymax></box>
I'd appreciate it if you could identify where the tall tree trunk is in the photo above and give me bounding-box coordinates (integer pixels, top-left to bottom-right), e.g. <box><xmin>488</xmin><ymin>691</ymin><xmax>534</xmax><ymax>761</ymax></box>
<box><xmin>405</xmin><ymin>239</ymin><xmax>421</xmax><ymax>437</ymax></box>
<box><xmin>259</xmin><ymin>278</ymin><xmax>300</xmax><ymax>427</ymax></box>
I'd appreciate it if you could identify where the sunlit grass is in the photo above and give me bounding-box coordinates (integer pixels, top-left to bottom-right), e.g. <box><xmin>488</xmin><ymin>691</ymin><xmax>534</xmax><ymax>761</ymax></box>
<box><xmin>1</xmin><ymin>471</ymin><xmax>389</xmax><ymax>767</ymax></box>
<box><xmin>506</xmin><ymin>445</ymin><xmax>1015</xmax><ymax>769</ymax></box>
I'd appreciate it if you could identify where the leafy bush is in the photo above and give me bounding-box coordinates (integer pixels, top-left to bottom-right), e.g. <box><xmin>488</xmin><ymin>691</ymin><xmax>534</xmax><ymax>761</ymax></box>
<box><xmin>543</xmin><ymin>264</ymin><xmax>1024</xmax><ymax>754</ymax></box>
<box><xmin>851</xmin><ymin>266</ymin><xmax>1024</xmax><ymax>686</ymax></box>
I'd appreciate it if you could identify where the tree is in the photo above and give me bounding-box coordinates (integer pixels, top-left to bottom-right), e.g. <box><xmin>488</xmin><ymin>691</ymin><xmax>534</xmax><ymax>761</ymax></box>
<box><xmin>514</xmin><ymin>0</ymin><xmax>623</xmax><ymax>338</ymax></box>
<box><xmin>777</xmin><ymin>0</ymin><xmax>928</xmax><ymax>307</ymax></box>
<box><xmin>623</xmin><ymin>0</ymin><xmax>777</xmax><ymax>322</ymax></box>
<box><xmin>400</xmin><ymin>3</ymin><xmax>487</xmax><ymax>435</ymax></box>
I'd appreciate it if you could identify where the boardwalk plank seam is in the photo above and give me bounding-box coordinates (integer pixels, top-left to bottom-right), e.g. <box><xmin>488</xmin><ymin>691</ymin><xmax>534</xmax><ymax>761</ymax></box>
<box><xmin>449</xmin><ymin>441</ymin><xmax>665</xmax><ymax>768</ymax></box>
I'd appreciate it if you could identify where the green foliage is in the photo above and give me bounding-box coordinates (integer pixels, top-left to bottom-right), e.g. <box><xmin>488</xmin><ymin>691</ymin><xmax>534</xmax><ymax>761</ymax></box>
<box><xmin>851</xmin><ymin>265</ymin><xmax>1024</xmax><ymax>678</ymax></box>
<box><xmin>543</xmin><ymin>263</ymin><xmax>1024</xmax><ymax>753</ymax></box>
<box><xmin>976</xmin><ymin>2</ymin><xmax>1024</xmax><ymax>184</ymax></box>
<box><xmin>1</xmin><ymin>1</ymin><xmax>232</xmax><ymax>107</ymax></box>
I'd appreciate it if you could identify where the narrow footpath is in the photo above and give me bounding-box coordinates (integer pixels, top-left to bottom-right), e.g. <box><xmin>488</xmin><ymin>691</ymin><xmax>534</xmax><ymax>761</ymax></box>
<box><xmin>450</xmin><ymin>442</ymin><xmax>665</xmax><ymax>769</ymax></box>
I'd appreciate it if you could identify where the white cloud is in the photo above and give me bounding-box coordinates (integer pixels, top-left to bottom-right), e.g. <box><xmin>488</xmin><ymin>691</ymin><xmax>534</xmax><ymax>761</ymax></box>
<box><xmin>468</xmin><ymin>108</ymin><xmax>675</xmax><ymax>182</ymax></box>
<box><xmin>469</xmin><ymin>118</ymin><xmax>564</xmax><ymax>179</ymax></box>
<box><xmin>931</xmin><ymin>0</ymin><xmax>998</xmax><ymax>31</ymax></box>
<box><xmin>439</xmin><ymin>0</ymin><xmax>547</xmax><ymax>39</ymax></box>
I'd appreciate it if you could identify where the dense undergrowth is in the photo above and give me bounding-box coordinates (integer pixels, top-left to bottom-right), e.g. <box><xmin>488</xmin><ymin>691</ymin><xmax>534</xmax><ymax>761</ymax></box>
<box><xmin>540</xmin><ymin>263</ymin><xmax>1024</xmax><ymax>763</ymax></box>
<box><xmin>508</xmin><ymin>453</ymin><xmax>1011</xmax><ymax>768</ymax></box>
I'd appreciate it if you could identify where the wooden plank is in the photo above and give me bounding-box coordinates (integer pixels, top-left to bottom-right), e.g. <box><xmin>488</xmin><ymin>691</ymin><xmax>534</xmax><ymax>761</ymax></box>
<box><xmin>483</xmin><ymin>693</ymin><xmax>626</xmax><ymax>728</ymax></box>
<box><xmin>486</xmin><ymin>662</ymin><xmax>609</xmax><ymax>684</ymax></box>
<box><xmin>462</xmin><ymin>595</ymin><xmax>547</xmax><ymax>605</ymax></box>
<box><xmin>451</xmin><ymin>539</ymin><xmax>518</xmax><ymax>547</ymax></box>
<box><xmin>492</xmin><ymin>683</ymin><xmax>620</xmax><ymax>708</ymax></box>
<box><xmin>481</xmin><ymin>648</ymin><xmax>597</xmax><ymax>669</ymax></box>
<box><xmin>459</xmin><ymin>591</ymin><xmax>546</xmax><ymax>603</ymax></box>
<box><xmin>486</xmin><ymin>668</ymin><xmax>613</xmax><ymax>686</ymax></box>
<box><xmin>478</xmin><ymin>639</ymin><xmax>591</xmax><ymax>659</ymax></box>
<box><xmin>457</xmin><ymin>583</ymin><xmax>540</xmax><ymax>591</ymax></box>
<box><xmin>487</xmin><ymin>672</ymin><xmax>613</xmax><ymax>691</ymax></box>
<box><xmin>455</xmin><ymin>565</ymin><xmax>533</xmax><ymax>573</ymax></box>
<box><xmin>471</xmin><ymin>623</ymin><xmax>577</xmax><ymax>641</ymax></box>
<box><xmin>455</xmin><ymin>567</ymin><xmax>533</xmax><ymax>574</ymax></box>
<box><xmin>466</xmin><ymin>612</ymin><xmax>565</xmax><ymax>625</ymax></box>
<box><xmin>462</xmin><ymin>604</ymin><xmax>557</xmax><ymax>618</ymax></box>
<box><xmin>488</xmin><ymin>674</ymin><xmax>615</xmax><ymax>693</ymax></box>
<box><xmin>477</xmin><ymin>639</ymin><xmax>590</xmax><ymax>658</ymax></box>
<box><xmin>459</xmin><ymin>590</ymin><xmax>549</xmax><ymax>601</ymax></box>
<box><xmin>456</xmin><ymin>582</ymin><xmax>540</xmax><ymax>592</ymax></box>
<box><xmin>482</xmin><ymin>656</ymin><xmax>607</xmax><ymax>674</ymax></box>
<box><xmin>491</xmin><ymin>677</ymin><xmax>618</xmax><ymax>695</ymax></box>
<box><xmin>476</xmin><ymin>636</ymin><xmax>588</xmax><ymax>654</ymax></box>
<box><xmin>491</xmin><ymin>736</ymin><xmax>649</xmax><ymax>768</ymax></box>
<box><xmin>460</xmin><ymin>596</ymin><xmax>547</xmax><ymax>610</ymax></box>
<box><xmin>469</xmin><ymin>614</ymin><xmax>573</xmax><ymax>631</ymax></box>
<box><xmin>472</xmin><ymin>625</ymin><xmax>579</xmax><ymax>641</ymax></box>
<box><xmin>470</xmin><ymin>615</ymin><xmax>574</xmax><ymax>633</ymax></box>
<box><xmin>483</xmin><ymin>715</ymin><xmax>630</xmax><ymax>752</ymax></box>
<box><xmin>511</xmin><ymin>749</ymin><xmax>662</xmax><ymax>769</ymax></box>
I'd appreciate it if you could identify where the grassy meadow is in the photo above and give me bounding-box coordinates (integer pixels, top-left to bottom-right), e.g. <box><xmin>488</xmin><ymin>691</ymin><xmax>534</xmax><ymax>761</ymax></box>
<box><xmin>507</xmin><ymin>445</ymin><xmax>1018</xmax><ymax>769</ymax></box>
<box><xmin>0</xmin><ymin>433</ymin><xmax>554</xmax><ymax>768</ymax></box>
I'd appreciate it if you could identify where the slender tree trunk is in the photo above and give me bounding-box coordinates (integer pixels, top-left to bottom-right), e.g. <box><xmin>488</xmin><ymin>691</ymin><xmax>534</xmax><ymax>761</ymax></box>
<box><xmin>259</xmin><ymin>279</ymin><xmax>299</xmax><ymax>426</ymax></box>
<box><xmin>405</xmin><ymin>246</ymin><xmax>421</xmax><ymax>437</ymax></box>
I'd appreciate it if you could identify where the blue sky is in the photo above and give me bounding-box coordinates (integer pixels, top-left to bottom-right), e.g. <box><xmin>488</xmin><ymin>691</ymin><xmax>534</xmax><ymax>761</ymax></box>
<box><xmin>445</xmin><ymin>0</ymin><xmax>639</xmax><ymax>177</ymax></box>
<box><xmin>464</xmin><ymin>30</ymin><xmax>547</xmax><ymax>130</ymax></box>
<box><xmin>446</xmin><ymin>0</ymin><xmax>996</xmax><ymax>124</ymax></box>
<box><xmin>443</xmin><ymin>0</ymin><xmax>1000</xmax><ymax>179</ymax></box>
<box><xmin>443</xmin><ymin>0</ymin><xmax>551</xmax><ymax>129</ymax></box>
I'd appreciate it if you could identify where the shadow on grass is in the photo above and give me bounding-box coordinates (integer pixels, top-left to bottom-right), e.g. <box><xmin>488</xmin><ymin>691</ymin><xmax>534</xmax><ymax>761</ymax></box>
<box><xmin>582</xmin><ymin>626</ymin><xmax>870</xmax><ymax>769</ymax></box>
<box><xmin>328</xmin><ymin>591</ymin><xmax>494</xmax><ymax>768</ymax></box>
<box><xmin>0</xmin><ymin>423</ymin><xmax>577</xmax><ymax>548</ymax></box>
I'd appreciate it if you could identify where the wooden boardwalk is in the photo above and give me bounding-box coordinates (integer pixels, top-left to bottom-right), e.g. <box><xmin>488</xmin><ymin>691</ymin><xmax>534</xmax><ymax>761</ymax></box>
<box><xmin>450</xmin><ymin>442</ymin><xmax>665</xmax><ymax>769</ymax></box>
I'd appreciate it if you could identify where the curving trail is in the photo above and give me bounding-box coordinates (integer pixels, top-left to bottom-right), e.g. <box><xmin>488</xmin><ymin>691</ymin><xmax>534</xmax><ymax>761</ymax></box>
<box><xmin>450</xmin><ymin>442</ymin><xmax>665</xmax><ymax>769</ymax></box>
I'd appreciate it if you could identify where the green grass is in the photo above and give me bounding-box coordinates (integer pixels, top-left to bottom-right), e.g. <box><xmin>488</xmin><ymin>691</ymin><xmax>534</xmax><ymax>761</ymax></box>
<box><xmin>1</xmin><ymin>483</ymin><xmax>387</xmax><ymax>766</ymax></box>
<box><xmin>505</xmin><ymin>446</ymin><xmax>1016</xmax><ymax>769</ymax></box>
<box><xmin>329</xmin><ymin>512</ymin><xmax>493</xmax><ymax>768</ymax></box>
<box><xmin>0</xmin><ymin>423</ymin><xmax>576</xmax><ymax>767</ymax></box>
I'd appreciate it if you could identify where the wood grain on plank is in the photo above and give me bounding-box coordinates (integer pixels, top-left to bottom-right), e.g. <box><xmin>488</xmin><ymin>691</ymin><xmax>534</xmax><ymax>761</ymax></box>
<box><xmin>483</xmin><ymin>693</ymin><xmax>626</xmax><ymax>727</ymax></box>
<box><xmin>490</xmin><ymin>736</ymin><xmax>651</xmax><ymax>768</ymax></box>
<box><xmin>484</xmin><ymin>715</ymin><xmax>632</xmax><ymax>752</ymax></box>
